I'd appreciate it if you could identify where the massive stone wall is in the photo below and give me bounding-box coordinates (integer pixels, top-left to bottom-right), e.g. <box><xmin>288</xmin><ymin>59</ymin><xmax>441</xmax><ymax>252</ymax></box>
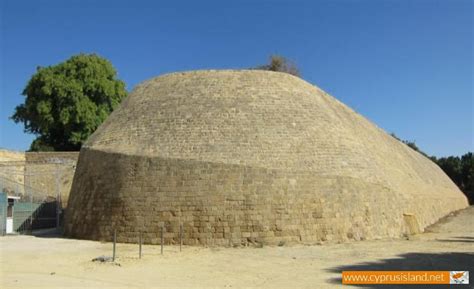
<box><xmin>25</xmin><ymin>152</ymin><xmax>78</xmax><ymax>207</ymax></box>
<box><xmin>0</xmin><ymin>149</ymin><xmax>26</xmax><ymax>195</ymax></box>
<box><xmin>0</xmin><ymin>150</ymin><xmax>78</xmax><ymax>207</ymax></box>
<box><xmin>66</xmin><ymin>149</ymin><xmax>466</xmax><ymax>246</ymax></box>
<box><xmin>64</xmin><ymin>70</ymin><xmax>468</xmax><ymax>246</ymax></box>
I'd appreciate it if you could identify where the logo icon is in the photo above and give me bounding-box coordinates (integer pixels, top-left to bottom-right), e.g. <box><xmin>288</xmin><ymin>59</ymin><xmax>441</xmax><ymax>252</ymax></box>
<box><xmin>450</xmin><ymin>271</ymin><xmax>469</xmax><ymax>284</ymax></box>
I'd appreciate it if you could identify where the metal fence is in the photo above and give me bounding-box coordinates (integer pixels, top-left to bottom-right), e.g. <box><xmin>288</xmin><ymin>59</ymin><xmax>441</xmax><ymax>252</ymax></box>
<box><xmin>0</xmin><ymin>159</ymin><xmax>74</xmax><ymax>235</ymax></box>
<box><xmin>0</xmin><ymin>175</ymin><xmax>57</xmax><ymax>234</ymax></box>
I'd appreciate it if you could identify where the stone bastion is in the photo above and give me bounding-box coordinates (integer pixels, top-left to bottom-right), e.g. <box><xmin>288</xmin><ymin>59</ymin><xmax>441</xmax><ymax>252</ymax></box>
<box><xmin>64</xmin><ymin>70</ymin><xmax>468</xmax><ymax>246</ymax></box>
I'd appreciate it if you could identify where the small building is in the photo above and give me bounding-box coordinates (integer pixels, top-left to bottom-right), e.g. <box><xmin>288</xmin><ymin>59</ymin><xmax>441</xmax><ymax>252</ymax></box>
<box><xmin>0</xmin><ymin>190</ymin><xmax>59</xmax><ymax>234</ymax></box>
<box><xmin>0</xmin><ymin>149</ymin><xmax>78</xmax><ymax>235</ymax></box>
<box><xmin>2</xmin><ymin>194</ymin><xmax>20</xmax><ymax>234</ymax></box>
<box><xmin>4</xmin><ymin>195</ymin><xmax>20</xmax><ymax>234</ymax></box>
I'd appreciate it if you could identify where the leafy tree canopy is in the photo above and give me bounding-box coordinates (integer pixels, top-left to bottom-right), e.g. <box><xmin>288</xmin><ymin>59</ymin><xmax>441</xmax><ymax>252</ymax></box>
<box><xmin>254</xmin><ymin>55</ymin><xmax>300</xmax><ymax>77</ymax></box>
<box><xmin>11</xmin><ymin>53</ymin><xmax>127</xmax><ymax>151</ymax></box>
<box><xmin>437</xmin><ymin>153</ymin><xmax>474</xmax><ymax>202</ymax></box>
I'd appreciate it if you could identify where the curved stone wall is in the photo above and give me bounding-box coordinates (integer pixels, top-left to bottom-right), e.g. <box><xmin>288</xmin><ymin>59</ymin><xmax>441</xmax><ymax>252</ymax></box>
<box><xmin>64</xmin><ymin>70</ymin><xmax>468</xmax><ymax>245</ymax></box>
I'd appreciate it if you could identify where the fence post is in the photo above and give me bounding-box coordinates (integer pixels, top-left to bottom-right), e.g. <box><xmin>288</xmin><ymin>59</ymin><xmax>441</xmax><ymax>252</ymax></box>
<box><xmin>55</xmin><ymin>165</ymin><xmax>62</xmax><ymax>230</ymax></box>
<box><xmin>179</xmin><ymin>223</ymin><xmax>183</xmax><ymax>252</ymax></box>
<box><xmin>161</xmin><ymin>225</ymin><xmax>164</xmax><ymax>255</ymax></box>
<box><xmin>113</xmin><ymin>229</ymin><xmax>117</xmax><ymax>262</ymax></box>
<box><xmin>139</xmin><ymin>231</ymin><xmax>142</xmax><ymax>259</ymax></box>
<box><xmin>29</xmin><ymin>182</ymin><xmax>33</xmax><ymax>234</ymax></box>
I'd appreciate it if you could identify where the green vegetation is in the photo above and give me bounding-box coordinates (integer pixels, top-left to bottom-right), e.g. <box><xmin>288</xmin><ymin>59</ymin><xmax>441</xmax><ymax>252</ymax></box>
<box><xmin>391</xmin><ymin>133</ymin><xmax>473</xmax><ymax>204</ymax></box>
<box><xmin>254</xmin><ymin>55</ymin><xmax>300</xmax><ymax>77</ymax></box>
<box><xmin>11</xmin><ymin>54</ymin><xmax>127</xmax><ymax>151</ymax></box>
<box><xmin>435</xmin><ymin>153</ymin><xmax>474</xmax><ymax>204</ymax></box>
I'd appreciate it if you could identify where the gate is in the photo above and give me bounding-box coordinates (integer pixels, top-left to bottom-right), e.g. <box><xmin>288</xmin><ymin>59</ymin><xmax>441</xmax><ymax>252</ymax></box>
<box><xmin>0</xmin><ymin>176</ymin><xmax>59</xmax><ymax>234</ymax></box>
<box><xmin>0</xmin><ymin>158</ymin><xmax>73</xmax><ymax>235</ymax></box>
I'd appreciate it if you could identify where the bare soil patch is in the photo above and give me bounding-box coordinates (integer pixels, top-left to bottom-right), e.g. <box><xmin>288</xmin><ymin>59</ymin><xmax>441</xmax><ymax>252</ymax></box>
<box><xmin>1</xmin><ymin>207</ymin><xmax>473</xmax><ymax>289</ymax></box>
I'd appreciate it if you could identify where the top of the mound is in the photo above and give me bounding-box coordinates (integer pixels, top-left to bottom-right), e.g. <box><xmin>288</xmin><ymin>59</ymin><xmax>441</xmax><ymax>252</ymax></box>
<box><xmin>83</xmin><ymin>69</ymin><xmax>457</xmax><ymax>193</ymax></box>
<box><xmin>85</xmin><ymin>69</ymin><xmax>351</xmax><ymax>160</ymax></box>
<box><xmin>141</xmin><ymin>69</ymin><xmax>303</xmax><ymax>81</ymax></box>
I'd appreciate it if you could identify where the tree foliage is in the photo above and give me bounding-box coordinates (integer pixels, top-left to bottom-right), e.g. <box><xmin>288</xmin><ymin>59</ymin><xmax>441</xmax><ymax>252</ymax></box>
<box><xmin>11</xmin><ymin>54</ymin><xmax>127</xmax><ymax>151</ymax></box>
<box><xmin>436</xmin><ymin>153</ymin><xmax>474</xmax><ymax>203</ymax></box>
<box><xmin>254</xmin><ymin>55</ymin><xmax>300</xmax><ymax>77</ymax></box>
<box><xmin>436</xmin><ymin>156</ymin><xmax>463</xmax><ymax>185</ymax></box>
<box><xmin>390</xmin><ymin>133</ymin><xmax>473</xmax><ymax>204</ymax></box>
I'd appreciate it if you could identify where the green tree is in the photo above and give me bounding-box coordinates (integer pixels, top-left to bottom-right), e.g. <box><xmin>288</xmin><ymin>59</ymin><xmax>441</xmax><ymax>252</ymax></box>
<box><xmin>460</xmin><ymin>152</ymin><xmax>474</xmax><ymax>202</ymax></box>
<box><xmin>254</xmin><ymin>55</ymin><xmax>300</xmax><ymax>77</ymax></box>
<box><xmin>436</xmin><ymin>156</ymin><xmax>462</xmax><ymax>185</ymax></box>
<box><xmin>437</xmin><ymin>153</ymin><xmax>474</xmax><ymax>204</ymax></box>
<box><xmin>11</xmin><ymin>53</ymin><xmax>127</xmax><ymax>151</ymax></box>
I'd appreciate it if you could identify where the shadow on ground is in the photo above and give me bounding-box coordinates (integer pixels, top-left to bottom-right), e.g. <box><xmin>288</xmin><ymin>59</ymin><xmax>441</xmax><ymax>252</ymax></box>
<box><xmin>29</xmin><ymin>228</ymin><xmax>63</xmax><ymax>238</ymax></box>
<box><xmin>327</xmin><ymin>252</ymin><xmax>474</xmax><ymax>289</ymax></box>
<box><xmin>436</xmin><ymin>236</ymin><xmax>474</xmax><ymax>243</ymax></box>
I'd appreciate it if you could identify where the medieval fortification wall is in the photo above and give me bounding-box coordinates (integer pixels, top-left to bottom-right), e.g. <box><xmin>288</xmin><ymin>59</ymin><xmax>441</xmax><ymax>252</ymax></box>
<box><xmin>64</xmin><ymin>70</ymin><xmax>468</xmax><ymax>246</ymax></box>
<box><xmin>0</xmin><ymin>149</ymin><xmax>78</xmax><ymax>206</ymax></box>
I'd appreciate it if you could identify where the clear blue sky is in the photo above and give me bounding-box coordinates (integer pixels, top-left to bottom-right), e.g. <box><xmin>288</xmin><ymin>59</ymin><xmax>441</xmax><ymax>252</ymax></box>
<box><xmin>1</xmin><ymin>0</ymin><xmax>472</xmax><ymax>157</ymax></box>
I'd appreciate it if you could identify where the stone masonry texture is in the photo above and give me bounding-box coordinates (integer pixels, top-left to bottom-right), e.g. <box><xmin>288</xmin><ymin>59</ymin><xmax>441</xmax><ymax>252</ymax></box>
<box><xmin>24</xmin><ymin>152</ymin><xmax>78</xmax><ymax>207</ymax></box>
<box><xmin>0</xmin><ymin>150</ymin><xmax>78</xmax><ymax>207</ymax></box>
<box><xmin>64</xmin><ymin>70</ymin><xmax>468</xmax><ymax>246</ymax></box>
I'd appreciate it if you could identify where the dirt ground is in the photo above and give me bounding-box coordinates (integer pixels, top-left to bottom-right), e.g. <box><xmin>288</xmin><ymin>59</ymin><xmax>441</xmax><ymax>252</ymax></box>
<box><xmin>1</xmin><ymin>207</ymin><xmax>473</xmax><ymax>289</ymax></box>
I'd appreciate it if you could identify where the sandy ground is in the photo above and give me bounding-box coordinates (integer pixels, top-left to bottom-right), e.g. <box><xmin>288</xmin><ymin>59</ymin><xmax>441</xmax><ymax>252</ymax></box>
<box><xmin>1</xmin><ymin>207</ymin><xmax>473</xmax><ymax>289</ymax></box>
